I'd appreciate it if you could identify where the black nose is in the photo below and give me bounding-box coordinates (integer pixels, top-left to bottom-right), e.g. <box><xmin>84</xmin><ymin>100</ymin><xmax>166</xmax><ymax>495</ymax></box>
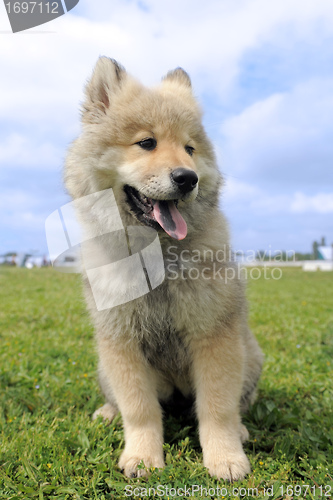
<box><xmin>171</xmin><ymin>168</ymin><xmax>198</xmax><ymax>194</ymax></box>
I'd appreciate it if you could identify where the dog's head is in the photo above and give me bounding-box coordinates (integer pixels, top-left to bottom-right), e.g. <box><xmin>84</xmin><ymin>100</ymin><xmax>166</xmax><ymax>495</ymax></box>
<box><xmin>65</xmin><ymin>57</ymin><xmax>221</xmax><ymax>240</ymax></box>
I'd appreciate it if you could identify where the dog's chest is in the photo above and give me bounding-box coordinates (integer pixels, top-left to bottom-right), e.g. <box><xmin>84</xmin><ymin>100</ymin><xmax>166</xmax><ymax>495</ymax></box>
<box><xmin>132</xmin><ymin>286</ymin><xmax>189</xmax><ymax>378</ymax></box>
<box><xmin>140</xmin><ymin>324</ymin><xmax>188</xmax><ymax>378</ymax></box>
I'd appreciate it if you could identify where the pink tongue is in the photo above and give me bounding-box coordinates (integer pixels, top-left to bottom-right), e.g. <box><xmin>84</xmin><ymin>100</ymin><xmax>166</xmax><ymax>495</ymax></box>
<box><xmin>152</xmin><ymin>200</ymin><xmax>187</xmax><ymax>240</ymax></box>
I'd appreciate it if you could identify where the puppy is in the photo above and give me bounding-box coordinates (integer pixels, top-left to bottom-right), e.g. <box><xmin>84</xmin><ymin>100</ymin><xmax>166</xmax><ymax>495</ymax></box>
<box><xmin>64</xmin><ymin>57</ymin><xmax>263</xmax><ymax>481</ymax></box>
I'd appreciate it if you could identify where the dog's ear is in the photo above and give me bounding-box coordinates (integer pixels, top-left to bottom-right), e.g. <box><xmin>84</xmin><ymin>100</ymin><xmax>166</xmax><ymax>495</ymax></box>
<box><xmin>162</xmin><ymin>68</ymin><xmax>192</xmax><ymax>88</ymax></box>
<box><xmin>82</xmin><ymin>57</ymin><xmax>126</xmax><ymax>123</ymax></box>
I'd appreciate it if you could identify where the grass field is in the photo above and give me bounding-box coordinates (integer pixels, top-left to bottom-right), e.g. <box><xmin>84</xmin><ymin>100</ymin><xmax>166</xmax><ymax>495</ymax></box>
<box><xmin>0</xmin><ymin>267</ymin><xmax>332</xmax><ymax>499</ymax></box>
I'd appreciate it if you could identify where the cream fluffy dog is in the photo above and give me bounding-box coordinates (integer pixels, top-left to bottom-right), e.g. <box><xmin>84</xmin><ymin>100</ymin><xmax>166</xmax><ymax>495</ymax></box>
<box><xmin>64</xmin><ymin>57</ymin><xmax>263</xmax><ymax>482</ymax></box>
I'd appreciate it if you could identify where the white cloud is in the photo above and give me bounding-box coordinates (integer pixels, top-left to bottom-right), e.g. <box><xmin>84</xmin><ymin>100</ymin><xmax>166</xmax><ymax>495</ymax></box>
<box><xmin>224</xmin><ymin>178</ymin><xmax>289</xmax><ymax>215</ymax></box>
<box><xmin>0</xmin><ymin>187</ymin><xmax>70</xmax><ymax>254</ymax></box>
<box><xmin>224</xmin><ymin>178</ymin><xmax>259</xmax><ymax>199</ymax></box>
<box><xmin>1</xmin><ymin>0</ymin><xmax>333</xmax><ymax>127</ymax></box>
<box><xmin>291</xmin><ymin>192</ymin><xmax>333</xmax><ymax>214</ymax></box>
<box><xmin>221</xmin><ymin>78</ymin><xmax>333</xmax><ymax>186</ymax></box>
<box><xmin>224</xmin><ymin>178</ymin><xmax>333</xmax><ymax>216</ymax></box>
<box><xmin>0</xmin><ymin>133</ymin><xmax>63</xmax><ymax>169</ymax></box>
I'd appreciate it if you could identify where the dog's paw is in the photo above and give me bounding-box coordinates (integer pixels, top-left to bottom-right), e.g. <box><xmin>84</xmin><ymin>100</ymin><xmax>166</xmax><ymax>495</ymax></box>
<box><xmin>239</xmin><ymin>424</ymin><xmax>249</xmax><ymax>443</ymax></box>
<box><xmin>92</xmin><ymin>403</ymin><xmax>118</xmax><ymax>423</ymax></box>
<box><xmin>119</xmin><ymin>452</ymin><xmax>165</xmax><ymax>478</ymax></box>
<box><xmin>205</xmin><ymin>452</ymin><xmax>251</xmax><ymax>482</ymax></box>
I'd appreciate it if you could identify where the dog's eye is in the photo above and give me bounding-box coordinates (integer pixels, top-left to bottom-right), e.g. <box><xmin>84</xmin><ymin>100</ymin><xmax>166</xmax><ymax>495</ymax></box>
<box><xmin>136</xmin><ymin>138</ymin><xmax>157</xmax><ymax>151</ymax></box>
<box><xmin>185</xmin><ymin>145</ymin><xmax>195</xmax><ymax>156</ymax></box>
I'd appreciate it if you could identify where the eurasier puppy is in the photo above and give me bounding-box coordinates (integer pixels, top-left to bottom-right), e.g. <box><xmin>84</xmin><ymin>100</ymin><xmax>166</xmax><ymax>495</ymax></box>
<box><xmin>64</xmin><ymin>57</ymin><xmax>263</xmax><ymax>481</ymax></box>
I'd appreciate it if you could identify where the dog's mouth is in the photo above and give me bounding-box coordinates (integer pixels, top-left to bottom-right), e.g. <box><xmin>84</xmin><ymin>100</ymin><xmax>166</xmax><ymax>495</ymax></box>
<box><xmin>124</xmin><ymin>185</ymin><xmax>187</xmax><ymax>240</ymax></box>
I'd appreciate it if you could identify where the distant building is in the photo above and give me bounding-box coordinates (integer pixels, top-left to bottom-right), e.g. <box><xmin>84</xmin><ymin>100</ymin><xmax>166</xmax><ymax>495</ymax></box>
<box><xmin>317</xmin><ymin>246</ymin><xmax>333</xmax><ymax>261</ymax></box>
<box><xmin>313</xmin><ymin>237</ymin><xmax>333</xmax><ymax>261</ymax></box>
<box><xmin>0</xmin><ymin>253</ymin><xmax>50</xmax><ymax>267</ymax></box>
<box><xmin>305</xmin><ymin>237</ymin><xmax>333</xmax><ymax>271</ymax></box>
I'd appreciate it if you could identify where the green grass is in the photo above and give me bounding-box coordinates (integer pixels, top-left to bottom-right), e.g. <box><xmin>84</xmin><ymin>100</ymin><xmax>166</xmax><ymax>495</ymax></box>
<box><xmin>0</xmin><ymin>267</ymin><xmax>332</xmax><ymax>499</ymax></box>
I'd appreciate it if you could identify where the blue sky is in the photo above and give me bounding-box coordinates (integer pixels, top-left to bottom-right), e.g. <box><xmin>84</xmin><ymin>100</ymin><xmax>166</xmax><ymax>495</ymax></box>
<box><xmin>1</xmin><ymin>0</ymin><xmax>333</xmax><ymax>255</ymax></box>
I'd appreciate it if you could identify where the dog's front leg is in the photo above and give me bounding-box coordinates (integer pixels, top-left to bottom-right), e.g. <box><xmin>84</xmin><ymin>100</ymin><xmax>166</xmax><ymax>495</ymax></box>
<box><xmin>97</xmin><ymin>336</ymin><xmax>165</xmax><ymax>477</ymax></box>
<box><xmin>191</xmin><ymin>326</ymin><xmax>250</xmax><ymax>482</ymax></box>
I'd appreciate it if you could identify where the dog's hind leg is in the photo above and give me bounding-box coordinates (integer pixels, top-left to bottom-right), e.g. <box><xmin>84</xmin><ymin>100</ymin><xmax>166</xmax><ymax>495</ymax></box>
<box><xmin>239</xmin><ymin>423</ymin><xmax>249</xmax><ymax>443</ymax></box>
<box><xmin>92</xmin><ymin>363</ymin><xmax>119</xmax><ymax>423</ymax></box>
<box><xmin>92</xmin><ymin>403</ymin><xmax>118</xmax><ymax>423</ymax></box>
<box><xmin>240</xmin><ymin>328</ymin><xmax>264</xmax><ymax>413</ymax></box>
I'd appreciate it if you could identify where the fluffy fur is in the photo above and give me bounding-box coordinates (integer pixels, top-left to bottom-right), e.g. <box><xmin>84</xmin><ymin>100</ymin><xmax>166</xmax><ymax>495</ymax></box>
<box><xmin>64</xmin><ymin>57</ymin><xmax>263</xmax><ymax>482</ymax></box>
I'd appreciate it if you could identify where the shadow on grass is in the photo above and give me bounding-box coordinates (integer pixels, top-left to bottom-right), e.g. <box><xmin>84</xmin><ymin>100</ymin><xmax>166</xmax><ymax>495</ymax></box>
<box><xmin>160</xmin><ymin>386</ymin><xmax>332</xmax><ymax>472</ymax></box>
